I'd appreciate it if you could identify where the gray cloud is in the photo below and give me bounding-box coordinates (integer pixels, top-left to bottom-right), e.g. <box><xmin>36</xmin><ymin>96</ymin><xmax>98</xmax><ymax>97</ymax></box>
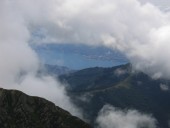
<box><xmin>139</xmin><ymin>0</ymin><xmax>170</xmax><ymax>12</ymax></box>
<box><xmin>96</xmin><ymin>105</ymin><xmax>157</xmax><ymax>128</ymax></box>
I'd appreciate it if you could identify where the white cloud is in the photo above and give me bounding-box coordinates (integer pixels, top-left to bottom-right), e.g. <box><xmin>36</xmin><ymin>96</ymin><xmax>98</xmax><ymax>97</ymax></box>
<box><xmin>0</xmin><ymin>0</ymin><xmax>82</xmax><ymax>118</ymax></box>
<box><xmin>114</xmin><ymin>68</ymin><xmax>128</xmax><ymax>76</ymax></box>
<box><xmin>1</xmin><ymin>0</ymin><xmax>170</xmax><ymax>80</ymax></box>
<box><xmin>96</xmin><ymin>105</ymin><xmax>157</xmax><ymax>128</ymax></box>
<box><xmin>21</xmin><ymin>0</ymin><xmax>170</xmax><ymax>79</ymax></box>
<box><xmin>160</xmin><ymin>84</ymin><xmax>169</xmax><ymax>91</ymax></box>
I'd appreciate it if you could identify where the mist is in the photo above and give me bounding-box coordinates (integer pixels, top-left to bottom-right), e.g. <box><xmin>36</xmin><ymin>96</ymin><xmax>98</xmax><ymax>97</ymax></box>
<box><xmin>96</xmin><ymin>105</ymin><xmax>157</xmax><ymax>128</ymax></box>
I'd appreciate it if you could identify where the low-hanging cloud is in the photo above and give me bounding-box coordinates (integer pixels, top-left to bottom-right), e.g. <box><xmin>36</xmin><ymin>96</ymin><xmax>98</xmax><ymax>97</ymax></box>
<box><xmin>0</xmin><ymin>0</ymin><xmax>82</xmax><ymax>118</ymax></box>
<box><xmin>96</xmin><ymin>105</ymin><xmax>157</xmax><ymax>128</ymax></box>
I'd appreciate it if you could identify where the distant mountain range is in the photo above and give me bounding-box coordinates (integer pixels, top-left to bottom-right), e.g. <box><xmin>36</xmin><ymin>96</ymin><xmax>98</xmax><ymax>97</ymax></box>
<box><xmin>58</xmin><ymin>64</ymin><xmax>170</xmax><ymax>128</ymax></box>
<box><xmin>0</xmin><ymin>88</ymin><xmax>91</xmax><ymax>128</ymax></box>
<box><xmin>44</xmin><ymin>64</ymin><xmax>74</xmax><ymax>75</ymax></box>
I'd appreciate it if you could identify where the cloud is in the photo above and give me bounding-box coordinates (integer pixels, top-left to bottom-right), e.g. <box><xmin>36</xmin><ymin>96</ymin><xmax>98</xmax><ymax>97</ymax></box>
<box><xmin>139</xmin><ymin>0</ymin><xmax>170</xmax><ymax>12</ymax></box>
<box><xmin>160</xmin><ymin>84</ymin><xmax>169</xmax><ymax>91</ymax></box>
<box><xmin>96</xmin><ymin>105</ymin><xmax>157</xmax><ymax>128</ymax></box>
<box><xmin>0</xmin><ymin>0</ymin><xmax>82</xmax><ymax>118</ymax></box>
<box><xmin>114</xmin><ymin>68</ymin><xmax>128</xmax><ymax>76</ymax></box>
<box><xmin>23</xmin><ymin>0</ymin><xmax>170</xmax><ymax>79</ymax></box>
<box><xmin>1</xmin><ymin>0</ymin><xmax>170</xmax><ymax>79</ymax></box>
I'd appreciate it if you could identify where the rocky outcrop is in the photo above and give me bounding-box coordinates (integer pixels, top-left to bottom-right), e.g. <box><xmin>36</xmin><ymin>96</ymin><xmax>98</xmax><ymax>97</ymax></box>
<box><xmin>0</xmin><ymin>88</ymin><xmax>91</xmax><ymax>128</ymax></box>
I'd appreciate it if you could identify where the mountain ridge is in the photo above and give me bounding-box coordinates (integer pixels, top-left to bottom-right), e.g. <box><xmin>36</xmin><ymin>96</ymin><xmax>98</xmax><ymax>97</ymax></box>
<box><xmin>59</xmin><ymin>64</ymin><xmax>170</xmax><ymax>128</ymax></box>
<box><xmin>0</xmin><ymin>88</ymin><xmax>91</xmax><ymax>128</ymax></box>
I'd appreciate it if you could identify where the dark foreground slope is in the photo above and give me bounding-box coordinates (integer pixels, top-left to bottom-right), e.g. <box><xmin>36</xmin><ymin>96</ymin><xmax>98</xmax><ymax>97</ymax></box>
<box><xmin>0</xmin><ymin>88</ymin><xmax>91</xmax><ymax>128</ymax></box>
<box><xmin>59</xmin><ymin>64</ymin><xmax>170</xmax><ymax>128</ymax></box>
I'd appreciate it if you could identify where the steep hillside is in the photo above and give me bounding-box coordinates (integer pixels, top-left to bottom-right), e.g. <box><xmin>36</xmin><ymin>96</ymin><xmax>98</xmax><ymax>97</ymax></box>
<box><xmin>59</xmin><ymin>64</ymin><xmax>131</xmax><ymax>91</ymax></box>
<box><xmin>59</xmin><ymin>64</ymin><xmax>170</xmax><ymax>128</ymax></box>
<box><xmin>0</xmin><ymin>88</ymin><xmax>91</xmax><ymax>128</ymax></box>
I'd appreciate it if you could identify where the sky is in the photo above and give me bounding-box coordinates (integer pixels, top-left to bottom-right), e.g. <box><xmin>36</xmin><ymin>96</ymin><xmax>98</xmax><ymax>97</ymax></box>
<box><xmin>33</xmin><ymin>44</ymin><xmax>128</xmax><ymax>69</ymax></box>
<box><xmin>1</xmin><ymin>0</ymin><xmax>170</xmax><ymax>127</ymax></box>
